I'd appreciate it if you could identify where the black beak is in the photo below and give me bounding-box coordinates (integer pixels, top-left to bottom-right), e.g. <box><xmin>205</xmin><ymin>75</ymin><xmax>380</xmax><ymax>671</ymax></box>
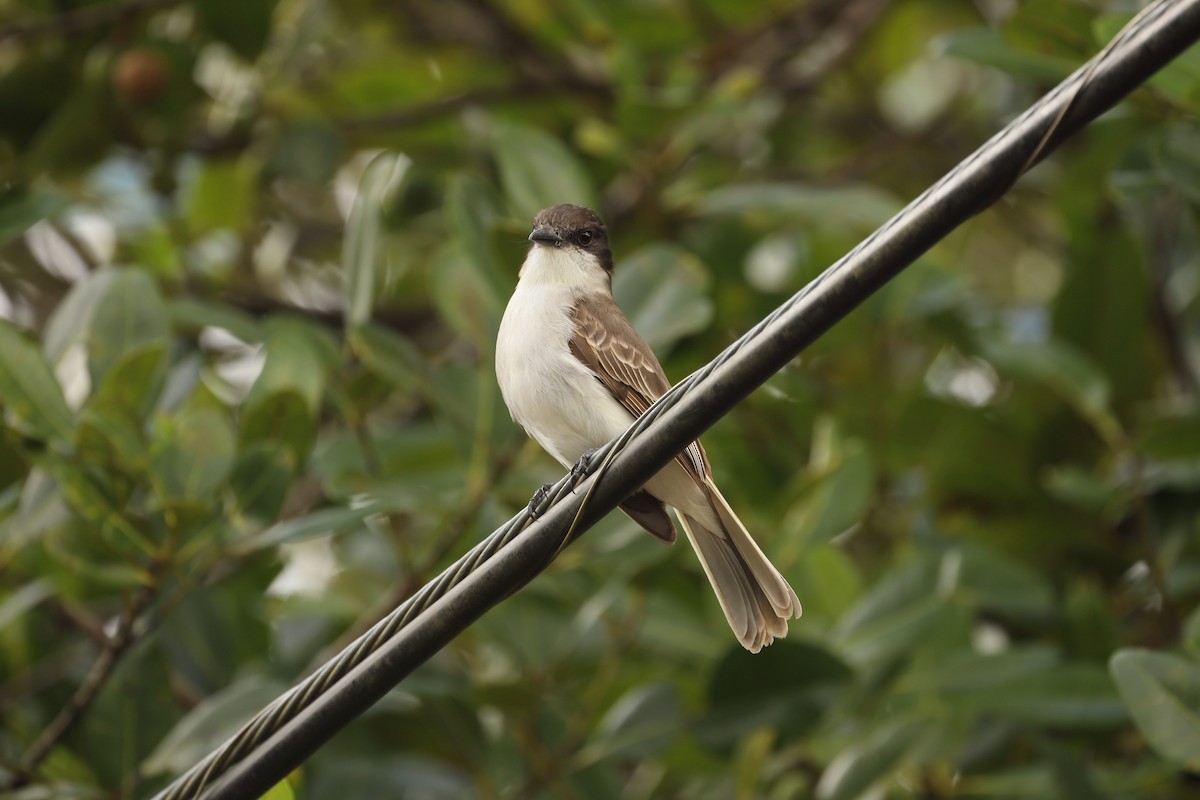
<box><xmin>529</xmin><ymin>225</ymin><xmax>564</xmax><ymax>246</ymax></box>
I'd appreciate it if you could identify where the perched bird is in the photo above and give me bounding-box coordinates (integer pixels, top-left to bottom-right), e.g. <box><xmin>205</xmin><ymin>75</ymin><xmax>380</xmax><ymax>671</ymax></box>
<box><xmin>495</xmin><ymin>204</ymin><xmax>801</xmax><ymax>652</ymax></box>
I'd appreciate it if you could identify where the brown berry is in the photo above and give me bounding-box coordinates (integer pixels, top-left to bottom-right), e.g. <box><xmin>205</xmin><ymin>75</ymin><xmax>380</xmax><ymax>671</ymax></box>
<box><xmin>112</xmin><ymin>48</ymin><xmax>169</xmax><ymax>105</ymax></box>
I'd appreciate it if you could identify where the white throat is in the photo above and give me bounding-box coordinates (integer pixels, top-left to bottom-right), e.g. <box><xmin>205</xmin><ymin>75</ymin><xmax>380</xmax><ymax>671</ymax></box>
<box><xmin>518</xmin><ymin>244</ymin><xmax>610</xmax><ymax>295</ymax></box>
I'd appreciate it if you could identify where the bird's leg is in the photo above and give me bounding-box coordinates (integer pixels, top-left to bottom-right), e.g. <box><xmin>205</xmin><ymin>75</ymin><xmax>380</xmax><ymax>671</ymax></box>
<box><xmin>527</xmin><ymin>483</ymin><xmax>554</xmax><ymax>519</ymax></box>
<box><xmin>570</xmin><ymin>448</ymin><xmax>598</xmax><ymax>481</ymax></box>
<box><xmin>527</xmin><ymin>449</ymin><xmax>597</xmax><ymax>518</ymax></box>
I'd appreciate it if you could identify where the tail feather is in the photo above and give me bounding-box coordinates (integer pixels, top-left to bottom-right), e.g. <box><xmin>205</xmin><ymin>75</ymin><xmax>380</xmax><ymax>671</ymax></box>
<box><xmin>677</xmin><ymin>482</ymin><xmax>801</xmax><ymax>653</ymax></box>
<box><xmin>679</xmin><ymin>516</ymin><xmax>756</xmax><ymax>641</ymax></box>
<box><xmin>705</xmin><ymin>479</ymin><xmax>802</xmax><ymax>619</ymax></box>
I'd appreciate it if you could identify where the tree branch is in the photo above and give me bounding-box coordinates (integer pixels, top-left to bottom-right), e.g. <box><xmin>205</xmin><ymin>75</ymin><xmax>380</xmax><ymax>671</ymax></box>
<box><xmin>0</xmin><ymin>0</ymin><xmax>180</xmax><ymax>43</ymax></box>
<box><xmin>1146</xmin><ymin>194</ymin><xmax>1200</xmax><ymax>397</ymax></box>
<box><xmin>601</xmin><ymin>0</ymin><xmax>894</xmax><ymax>228</ymax></box>
<box><xmin>307</xmin><ymin>439</ymin><xmax>522</xmax><ymax>670</ymax></box>
<box><xmin>339</xmin><ymin>77</ymin><xmax>611</xmax><ymax>132</ymax></box>
<box><xmin>701</xmin><ymin>0</ymin><xmax>892</xmax><ymax>90</ymax></box>
<box><xmin>7</xmin><ymin>580</ymin><xmax>159</xmax><ymax>789</ymax></box>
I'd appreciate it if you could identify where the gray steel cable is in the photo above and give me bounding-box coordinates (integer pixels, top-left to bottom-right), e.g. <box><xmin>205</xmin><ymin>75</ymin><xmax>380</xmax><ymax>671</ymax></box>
<box><xmin>155</xmin><ymin>2</ymin><xmax>1200</xmax><ymax>797</ymax></box>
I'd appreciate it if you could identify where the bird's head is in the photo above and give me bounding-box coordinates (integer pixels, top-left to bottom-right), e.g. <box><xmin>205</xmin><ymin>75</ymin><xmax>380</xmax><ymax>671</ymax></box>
<box><xmin>523</xmin><ymin>204</ymin><xmax>614</xmax><ymax>290</ymax></box>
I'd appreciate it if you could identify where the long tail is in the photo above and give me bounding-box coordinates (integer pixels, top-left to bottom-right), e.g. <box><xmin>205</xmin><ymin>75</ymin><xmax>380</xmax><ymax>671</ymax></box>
<box><xmin>677</xmin><ymin>479</ymin><xmax>802</xmax><ymax>653</ymax></box>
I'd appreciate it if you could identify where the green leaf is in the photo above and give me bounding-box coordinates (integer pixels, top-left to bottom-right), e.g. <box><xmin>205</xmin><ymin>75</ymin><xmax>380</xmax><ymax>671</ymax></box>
<box><xmin>245</xmin><ymin>319</ymin><xmax>334</xmax><ymax>413</ymax></box>
<box><xmin>40</xmin><ymin>269</ymin><xmax>169</xmax><ymax>419</ymax></box>
<box><xmin>435</xmin><ymin>173</ymin><xmax>510</xmax><ymax>346</ymax></box>
<box><xmin>304</xmin><ymin>756</ymin><xmax>470</xmax><ymax>799</ymax></box>
<box><xmin>239</xmin><ymin>390</ymin><xmax>315</xmax><ymax>465</ymax></box>
<box><xmin>955</xmin><ymin>767</ymin><xmax>1057</xmax><ymax>798</ymax></box>
<box><xmin>43</xmin><ymin>270</ymin><xmax>118</xmax><ymax>364</ymax></box>
<box><xmin>1043</xmin><ymin>464</ymin><xmax>1124</xmax><ymax>515</ymax></box>
<box><xmin>310</xmin><ymin>423</ymin><xmax>469</xmax><ymax>503</ymax></box>
<box><xmin>266</xmin><ymin>121</ymin><xmax>343</xmax><ymax>184</ymax></box>
<box><xmin>494</xmin><ymin>122</ymin><xmax>598</xmax><ymax>221</ymax></box>
<box><xmin>833</xmin><ymin>553</ymin><xmax>973</xmax><ymax>666</ymax></box>
<box><xmin>229</xmin><ymin>445</ymin><xmax>294</xmax><ymax>524</ymax></box>
<box><xmin>1052</xmin><ymin>201</ymin><xmax>1154</xmax><ymax>409</ymax></box>
<box><xmin>131</xmin><ymin>223</ymin><xmax>186</xmax><ymax>281</ymax></box>
<box><xmin>815</xmin><ymin>719</ymin><xmax>926</xmax><ymax>800</ymax></box>
<box><xmin>692</xmin><ymin>183</ymin><xmax>900</xmax><ymax>231</ymax></box>
<box><xmin>789</xmin><ymin>545</ymin><xmax>862</xmax><ymax>622</ymax></box>
<box><xmin>444</xmin><ymin>172</ymin><xmax>505</xmax><ymax>289</ymax></box>
<box><xmin>87</xmin><ymin>343</ymin><xmax>168</xmax><ymax>421</ymax></box>
<box><xmin>349</xmin><ymin>323</ymin><xmax>428</xmax><ymax>398</ymax></box>
<box><xmin>699</xmin><ymin>639</ymin><xmax>853</xmax><ymax>745</ymax></box>
<box><xmin>940</xmin><ymin>28</ymin><xmax>1075</xmax><ymax>81</ymax></box>
<box><xmin>156</xmin><ymin>565</ymin><xmax>276</xmax><ymax>691</ymax></box>
<box><xmin>76</xmin><ymin>405</ymin><xmax>148</xmax><ymax>479</ymax></box>
<box><xmin>836</xmin><ymin>594</ymin><xmax>954</xmax><ymax>667</ymax></box>
<box><xmin>612</xmin><ymin>244</ymin><xmax>713</xmax><ymax>353</ymax></box>
<box><xmin>26</xmin><ymin>77</ymin><xmax>116</xmax><ymax>174</ymax></box>
<box><xmin>836</xmin><ymin>555</ymin><xmax>938</xmax><ymax>635</ymax></box>
<box><xmin>236</xmin><ymin>502</ymin><xmax>386</xmax><ymax>552</ymax></box>
<box><xmin>0</xmin><ymin>579</ymin><xmax>54</xmax><ymax>630</ymax></box>
<box><xmin>343</xmin><ymin>151</ymin><xmax>409</xmax><ymax>330</ymax></box>
<box><xmin>0</xmin><ymin>320</ymin><xmax>75</xmax><ymax>443</ymax></box>
<box><xmin>168</xmin><ymin>298</ymin><xmax>265</xmax><ymax>343</ymax></box>
<box><xmin>349</xmin><ymin>323</ymin><xmax>471</xmax><ymax>429</ymax></box>
<box><xmin>1063</xmin><ymin>579</ymin><xmax>1122</xmax><ymax>662</ymax></box>
<box><xmin>0</xmin><ymin>50</ymin><xmax>72</xmax><ymax>147</ymax></box>
<box><xmin>1138</xmin><ymin>408</ymin><xmax>1200</xmax><ymax>461</ymax></box>
<box><xmin>262</xmin><ymin>780</ymin><xmax>296</xmax><ymax>800</ymax></box>
<box><xmin>981</xmin><ymin>338</ymin><xmax>1120</xmax><ymax>443</ymax></box>
<box><xmin>85</xmin><ymin>269</ymin><xmax>170</xmax><ymax>389</ymax></box>
<box><xmin>1141</xmin><ymin>125</ymin><xmax>1200</xmax><ymax>206</ymax></box>
<box><xmin>781</xmin><ymin>447</ymin><xmax>874</xmax><ymax>548</ymax></box>
<box><xmin>153</xmin><ymin>404</ymin><xmax>237</xmax><ymax>502</ymax></box>
<box><xmin>580</xmin><ymin>683</ymin><xmax>682</xmax><ymax>762</ymax></box>
<box><xmin>429</xmin><ymin>240</ymin><xmax>506</xmax><ymax>348</ymax></box>
<box><xmin>241</xmin><ymin>319</ymin><xmax>334</xmax><ymax>461</ymax></box>
<box><xmin>195</xmin><ymin>0</ymin><xmax>278</xmax><ymax>60</ymax></box>
<box><xmin>183</xmin><ymin>158</ymin><xmax>259</xmax><ymax>234</ymax></box>
<box><xmin>0</xmin><ymin>469</ymin><xmax>69</xmax><ymax>554</ymax></box>
<box><xmin>901</xmin><ymin>645</ymin><xmax>1060</xmax><ymax>694</ymax></box>
<box><xmin>0</xmin><ymin>186</ymin><xmax>68</xmax><ymax>244</ymax></box>
<box><xmin>143</xmin><ymin>675</ymin><xmax>286</xmax><ymax>775</ymax></box>
<box><xmin>1110</xmin><ymin>649</ymin><xmax>1200</xmax><ymax>770</ymax></box>
<box><xmin>1185</xmin><ymin>607</ymin><xmax>1200</xmax><ymax>658</ymax></box>
<box><xmin>38</xmin><ymin>459</ymin><xmax>151</xmax><ymax>553</ymax></box>
<box><xmin>947</xmin><ymin>544</ymin><xmax>1054</xmax><ymax>620</ymax></box>
<box><xmin>970</xmin><ymin>664</ymin><xmax>1126</xmax><ymax>730</ymax></box>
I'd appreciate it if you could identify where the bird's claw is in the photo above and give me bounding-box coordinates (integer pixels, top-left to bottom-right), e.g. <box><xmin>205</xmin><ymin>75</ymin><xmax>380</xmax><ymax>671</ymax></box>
<box><xmin>570</xmin><ymin>448</ymin><xmax>598</xmax><ymax>481</ymax></box>
<box><xmin>528</xmin><ymin>449</ymin><xmax>597</xmax><ymax>519</ymax></box>
<box><xmin>527</xmin><ymin>483</ymin><xmax>553</xmax><ymax>519</ymax></box>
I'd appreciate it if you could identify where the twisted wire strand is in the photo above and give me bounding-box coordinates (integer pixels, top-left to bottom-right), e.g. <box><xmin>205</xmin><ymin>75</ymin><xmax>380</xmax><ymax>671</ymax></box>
<box><xmin>155</xmin><ymin>3</ymin><xmax>1189</xmax><ymax>797</ymax></box>
<box><xmin>162</xmin><ymin>470</ymin><xmax>580</xmax><ymax>799</ymax></box>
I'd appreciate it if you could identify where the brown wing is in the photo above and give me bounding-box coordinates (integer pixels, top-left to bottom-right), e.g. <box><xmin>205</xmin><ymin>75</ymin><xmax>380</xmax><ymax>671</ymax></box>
<box><xmin>569</xmin><ymin>295</ymin><xmax>710</xmax><ymax>488</ymax></box>
<box><xmin>570</xmin><ymin>295</ymin><xmax>670</xmax><ymax>415</ymax></box>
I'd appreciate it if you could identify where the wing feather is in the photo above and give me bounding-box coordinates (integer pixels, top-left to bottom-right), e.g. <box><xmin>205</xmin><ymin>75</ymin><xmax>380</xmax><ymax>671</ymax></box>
<box><xmin>569</xmin><ymin>296</ymin><xmax>709</xmax><ymax>483</ymax></box>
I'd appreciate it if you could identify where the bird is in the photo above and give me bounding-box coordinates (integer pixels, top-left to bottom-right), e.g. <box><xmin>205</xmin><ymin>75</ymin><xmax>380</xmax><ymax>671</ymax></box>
<box><xmin>495</xmin><ymin>203</ymin><xmax>801</xmax><ymax>652</ymax></box>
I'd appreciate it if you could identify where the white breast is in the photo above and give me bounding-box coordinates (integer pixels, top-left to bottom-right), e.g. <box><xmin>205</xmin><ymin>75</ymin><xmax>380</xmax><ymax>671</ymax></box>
<box><xmin>495</xmin><ymin>247</ymin><xmax>635</xmax><ymax>468</ymax></box>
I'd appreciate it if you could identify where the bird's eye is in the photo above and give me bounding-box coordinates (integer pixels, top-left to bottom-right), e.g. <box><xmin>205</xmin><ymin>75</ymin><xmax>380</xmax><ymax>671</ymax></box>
<box><xmin>577</xmin><ymin>231</ymin><xmax>593</xmax><ymax>246</ymax></box>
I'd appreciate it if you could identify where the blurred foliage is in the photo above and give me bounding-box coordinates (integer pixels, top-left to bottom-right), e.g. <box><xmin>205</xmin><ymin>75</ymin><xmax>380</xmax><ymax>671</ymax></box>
<box><xmin>1</xmin><ymin>0</ymin><xmax>1199</xmax><ymax>798</ymax></box>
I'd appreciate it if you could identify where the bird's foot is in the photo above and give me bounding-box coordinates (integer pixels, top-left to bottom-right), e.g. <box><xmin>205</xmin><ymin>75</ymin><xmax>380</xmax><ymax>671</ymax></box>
<box><xmin>527</xmin><ymin>483</ymin><xmax>553</xmax><ymax>519</ymax></box>
<box><xmin>570</xmin><ymin>448</ymin><xmax>598</xmax><ymax>481</ymax></box>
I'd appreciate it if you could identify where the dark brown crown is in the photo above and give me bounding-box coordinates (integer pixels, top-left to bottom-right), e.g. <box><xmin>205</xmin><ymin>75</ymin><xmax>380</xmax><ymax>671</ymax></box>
<box><xmin>530</xmin><ymin>204</ymin><xmax>613</xmax><ymax>272</ymax></box>
<box><xmin>533</xmin><ymin>204</ymin><xmax>605</xmax><ymax>234</ymax></box>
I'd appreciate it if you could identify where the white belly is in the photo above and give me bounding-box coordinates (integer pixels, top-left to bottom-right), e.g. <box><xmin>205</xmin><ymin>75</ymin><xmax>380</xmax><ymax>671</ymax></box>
<box><xmin>495</xmin><ymin>283</ymin><xmax>635</xmax><ymax>468</ymax></box>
